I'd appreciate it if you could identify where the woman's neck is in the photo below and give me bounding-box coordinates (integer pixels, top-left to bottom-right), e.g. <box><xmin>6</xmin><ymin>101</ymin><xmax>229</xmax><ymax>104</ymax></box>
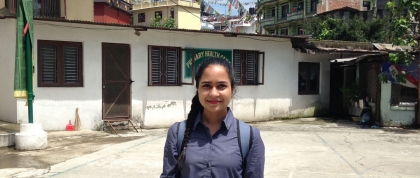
<box><xmin>201</xmin><ymin>108</ymin><xmax>228</xmax><ymax>126</ymax></box>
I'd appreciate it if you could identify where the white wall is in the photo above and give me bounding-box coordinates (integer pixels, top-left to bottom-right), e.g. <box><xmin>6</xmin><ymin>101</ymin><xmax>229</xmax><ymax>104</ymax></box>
<box><xmin>380</xmin><ymin>83</ymin><xmax>416</xmax><ymax>126</ymax></box>
<box><xmin>2</xmin><ymin>19</ymin><xmax>335</xmax><ymax>130</ymax></box>
<box><xmin>0</xmin><ymin>19</ymin><xmax>18</xmax><ymax>123</ymax></box>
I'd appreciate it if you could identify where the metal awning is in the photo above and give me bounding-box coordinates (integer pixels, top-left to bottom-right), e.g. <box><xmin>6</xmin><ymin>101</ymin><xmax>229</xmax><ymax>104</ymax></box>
<box><xmin>330</xmin><ymin>57</ymin><xmax>357</xmax><ymax>63</ymax></box>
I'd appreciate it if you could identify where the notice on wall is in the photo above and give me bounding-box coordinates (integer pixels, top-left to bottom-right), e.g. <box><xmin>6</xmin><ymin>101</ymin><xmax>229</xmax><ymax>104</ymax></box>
<box><xmin>183</xmin><ymin>48</ymin><xmax>232</xmax><ymax>78</ymax></box>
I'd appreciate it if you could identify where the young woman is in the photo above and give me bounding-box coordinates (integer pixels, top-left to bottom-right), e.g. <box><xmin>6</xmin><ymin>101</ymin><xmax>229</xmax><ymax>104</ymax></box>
<box><xmin>161</xmin><ymin>57</ymin><xmax>265</xmax><ymax>178</ymax></box>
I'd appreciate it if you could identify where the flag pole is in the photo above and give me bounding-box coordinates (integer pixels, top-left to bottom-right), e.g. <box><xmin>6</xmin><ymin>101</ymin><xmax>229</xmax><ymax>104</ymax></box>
<box><xmin>25</xmin><ymin>28</ymin><xmax>34</xmax><ymax>124</ymax></box>
<box><xmin>21</xmin><ymin>0</ymin><xmax>34</xmax><ymax>123</ymax></box>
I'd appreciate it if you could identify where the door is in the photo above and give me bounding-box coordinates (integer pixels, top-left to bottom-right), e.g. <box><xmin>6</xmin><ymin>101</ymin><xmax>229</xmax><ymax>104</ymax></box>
<box><xmin>102</xmin><ymin>43</ymin><xmax>132</xmax><ymax>120</ymax></box>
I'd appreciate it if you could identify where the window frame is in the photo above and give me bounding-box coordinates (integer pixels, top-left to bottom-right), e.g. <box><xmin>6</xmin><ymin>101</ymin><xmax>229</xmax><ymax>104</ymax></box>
<box><xmin>155</xmin><ymin>11</ymin><xmax>163</xmax><ymax>19</ymax></box>
<box><xmin>298</xmin><ymin>62</ymin><xmax>320</xmax><ymax>95</ymax></box>
<box><xmin>297</xmin><ymin>1</ymin><xmax>304</xmax><ymax>11</ymax></box>
<box><xmin>37</xmin><ymin>40</ymin><xmax>84</xmax><ymax>87</ymax></box>
<box><xmin>170</xmin><ymin>8</ymin><xmax>175</xmax><ymax>19</ymax></box>
<box><xmin>363</xmin><ymin>1</ymin><xmax>371</xmax><ymax>10</ymax></box>
<box><xmin>297</xmin><ymin>26</ymin><xmax>304</xmax><ymax>35</ymax></box>
<box><xmin>310</xmin><ymin>0</ymin><xmax>317</xmax><ymax>12</ymax></box>
<box><xmin>281</xmin><ymin>4</ymin><xmax>289</xmax><ymax>18</ymax></box>
<box><xmin>34</xmin><ymin>0</ymin><xmax>61</xmax><ymax>17</ymax></box>
<box><xmin>233</xmin><ymin>49</ymin><xmax>265</xmax><ymax>86</ymax></box>
<box><xmin>5</xmin><ymin>0</ymin><xmax>17</xmax><ymax>14</ymax></box>
<box><xmin>148</xmin><ymin>45</ymin><xmax>182</xmax><ymax>86</ymax></box>
<box><xmin>138</xmin><ymin>13</ymin><xmax>146</xmax><ymax>22</ymax></box>
<box><xmin>280</xmin><ymin>28</ymin><xmax>288</xmax><ymax>35</ymax></box>
<box><xmin>390</xmin><ymin>83</ymin><xmax>417</xmax><ymax>106</ymax></box>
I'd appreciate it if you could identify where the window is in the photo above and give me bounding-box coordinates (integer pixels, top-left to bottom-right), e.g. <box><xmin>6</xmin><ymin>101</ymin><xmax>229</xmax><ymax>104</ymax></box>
<box><xmin>390</xmin><ymin>84</ymin><xmax>417</xmax><ymax>106</ymax></box>
<box><xmin>363</xmin><ymin>1</ymin><xmax>371</xmax><ymax>10</ymax></box>
<box><xmin>311</xmin><ymin>0</ymin><xmax>317</xmax><ymax>12</ymax></box>
<box><xmin>280</xmin><ymin>28</ymin><xmax>288</xmax><ymax>35</ymax></box>
<box><xmin>34</xmin><ymin>0</ymin><xmax>61</xmax><ymax>17</ymax></box>
<box><xmin>138</xmin><ymin>13</ymin><xmax>145</xmax><ymax>22</ymax></box>
<box><xmin>155</xmin><ymin>11</ymin><xmax>163</xmax><ymax>19</ymax></box>
<box><xmin>37</xmin><ymin>40</ymin><xmax>83</xmax><ymax>87</ymax></box>
<box><xmin>298</xmin><ymin>62</ymin><xmax>319</xmax><ymax>94</ymax></box>
<box><xmin>170</xmin><ymin>8</ymin><xmax>174</xmax><ymax>19</ymax></box>
<box><xmin>271</xmin><ymin>8</ymin><xmax>275</xmax><ymax>17</ymax></box>
<box><xmin>297</xmin><ymin>1</ymin><xmax>304</xmax><ymax>11</ymax></box>
<box><xmin>5</xmin><ymin>0</ymin><xmax>17</xmax><ymax>14</ymax></box>
<box><xmin>148</xmin><ymin>46</ymin><xmax>181</xmax><ymax>86</ymax></box>
<box><xmin>281</xmin><ymin>4</ymin><xmax>289</xmax><ymax>18</ymax></box>
<box><xmin>233</xmin><ymin>50</ymin><xmax>265</xmax><ymax>85</ymax></box>
<box><xmin>297</xmin><ymin>27</ymin><xmax>304</xmax><ymax>35</ymax></box>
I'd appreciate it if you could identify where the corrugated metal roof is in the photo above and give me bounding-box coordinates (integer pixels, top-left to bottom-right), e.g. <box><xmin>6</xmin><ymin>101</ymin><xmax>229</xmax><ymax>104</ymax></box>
<box><xmin>372</xmin><ymin>43</ymin><xmax>413</xmax><ymax>51</ymax></box>
<box><xmin>8</xmin><ymin>16</ymin><xmax>305</xmax><ymax>39</ymax></box>
<box><xmin>330</xmin><ymin>57</ymin><xmax>357</xmax><ymax>63</ymax></box>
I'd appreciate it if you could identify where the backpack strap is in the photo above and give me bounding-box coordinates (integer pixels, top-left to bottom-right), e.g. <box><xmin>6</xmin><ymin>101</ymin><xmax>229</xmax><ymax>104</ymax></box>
<box><xmin>237</xmin><ymin>119</ymin><xmax>253</xmax><ymax>169</ymax></box>
<box><xmin>177</xmin><ymin>120</ymin><xmax>187</xmax><ymax>153</ymax></box>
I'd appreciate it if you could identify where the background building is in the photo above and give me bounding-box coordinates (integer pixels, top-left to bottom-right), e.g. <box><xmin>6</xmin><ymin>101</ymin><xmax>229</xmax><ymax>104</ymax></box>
<box><xmin>131</xmin><ymin>0</ymin><xmax>201</xmax><ymax>30</ymax></box>
<box><xmin>256</xmin><ymin>0</ymin><xmax>388</xmax><ymax>35</ymax></box>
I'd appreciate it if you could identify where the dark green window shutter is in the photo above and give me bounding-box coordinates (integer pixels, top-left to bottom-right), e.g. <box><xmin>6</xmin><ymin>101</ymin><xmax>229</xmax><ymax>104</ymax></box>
<box><xmin>40</xmin><ymin>45</ymin><xmax>57</xmax><ymax>84</ymax></box>
<box><xmin>150</xmin><ymin>48</ymin><xmax>162</xmax><ymax>84</ymax></box>
<box><xmin>245</xmin><ymin>52</ymin><xmax>257</xmax><ymax>85</ymax></box>
<box><xmin>63</xmin><ymin>46</ymin><xmax>79</xmax><ymax>84</ymax></box>
<box><xmin>233</xmin><ymin>51</ymin><xmax>242</xmax><ymax>84</ymax></box>
<box><xmin>165</xmin><ymin>48</ymin><xmax>178</xmax><ymax>84</ymax></box>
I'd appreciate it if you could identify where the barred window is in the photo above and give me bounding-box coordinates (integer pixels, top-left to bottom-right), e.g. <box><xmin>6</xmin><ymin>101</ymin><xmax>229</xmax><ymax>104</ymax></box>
<box><xmin>148</xmin><ymin>46</ymin><xmax>181</xmax><ymax>86</ymax></box>
<box><xmin>233</xmin><ymin>50</ymin><xmax>264</xmax><ymax>85</ymax></box>
<box><xmin>38</xmin><ymin>40</ymin><xmax>83</xmax><ymax>87</ymax></box>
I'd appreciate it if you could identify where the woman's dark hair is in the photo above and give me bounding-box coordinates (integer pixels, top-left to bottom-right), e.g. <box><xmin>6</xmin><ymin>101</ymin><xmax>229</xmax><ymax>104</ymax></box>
<box><xmin>177</xmin><ymin>57</ymin><xmax>236</xmax><ymax>169</ymax></box>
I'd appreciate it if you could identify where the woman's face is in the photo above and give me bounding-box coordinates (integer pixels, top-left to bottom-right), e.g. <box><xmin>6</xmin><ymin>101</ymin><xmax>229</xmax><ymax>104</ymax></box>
<box><xmin>198</xmin><ymin>64</ymin><xmax>233</xmax><ymax>115</ymax></box>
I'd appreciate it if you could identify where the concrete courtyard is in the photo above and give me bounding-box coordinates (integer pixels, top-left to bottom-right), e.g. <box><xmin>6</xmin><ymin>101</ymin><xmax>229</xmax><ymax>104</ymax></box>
<box><xmin>1</xmin><ymin>118</ymin><xmax>420</xmax><ymax>178</ymax></box>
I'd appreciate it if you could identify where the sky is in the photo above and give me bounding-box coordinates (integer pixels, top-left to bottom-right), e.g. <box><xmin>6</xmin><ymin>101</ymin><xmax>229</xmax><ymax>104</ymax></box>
<box><xmin>204</xmin><ymin>0</ymin><xmax>257</xmax><ymax>16</ymax></box>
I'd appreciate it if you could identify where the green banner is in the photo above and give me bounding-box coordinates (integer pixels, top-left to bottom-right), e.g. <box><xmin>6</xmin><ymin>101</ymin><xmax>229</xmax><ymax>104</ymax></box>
<box><xmin>14</xmin><ymin>0</ymin><xmax>27</xmax><ymax>98</ymax></box>
<box><xmin>184</xmin><ymin>48</ymin><xmax>232</xmax><ymax>78</ymax></box>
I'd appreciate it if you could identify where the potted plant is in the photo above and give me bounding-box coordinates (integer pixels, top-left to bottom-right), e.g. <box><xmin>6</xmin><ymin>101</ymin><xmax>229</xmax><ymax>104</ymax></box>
<box><xmin>340</xmin><ymin>79</ymin><xmax>363</xmax><ymax>107</ymax></box>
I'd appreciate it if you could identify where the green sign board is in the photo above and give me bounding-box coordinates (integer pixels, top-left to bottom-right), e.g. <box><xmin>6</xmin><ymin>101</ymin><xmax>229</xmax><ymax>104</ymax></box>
<box><xmin>184</xmin><ymin>48</ymin><xmax>232</xmax><ymax>78</ymax></box>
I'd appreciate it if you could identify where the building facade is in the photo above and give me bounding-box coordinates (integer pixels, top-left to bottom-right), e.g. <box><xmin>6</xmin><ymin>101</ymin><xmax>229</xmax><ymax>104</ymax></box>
<box><xmin>132</xmin><ymin>0</ymin><xmax>201</xmax><ymax>30</ymax></box>
<box><xmin>256</xmin><ymin>0</ymin><xmax>386</xmax><ymax>35</ymax></box>
<box><xmin>94</xmin><ymin>0</ymin><xmax>133</xmax><ymax>24</ymax></box>
<box><xmin>0</xmin><ymin>16</ymin><xmax>338</xmax><ymax>130</ymax></box>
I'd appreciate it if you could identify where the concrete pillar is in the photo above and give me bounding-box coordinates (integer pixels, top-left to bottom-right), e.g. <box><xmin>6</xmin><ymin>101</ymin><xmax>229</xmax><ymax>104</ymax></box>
<box><xmin>15</xmin><ymin>123</ymin><xmax>48</xmax><ymax>150</ymax></box>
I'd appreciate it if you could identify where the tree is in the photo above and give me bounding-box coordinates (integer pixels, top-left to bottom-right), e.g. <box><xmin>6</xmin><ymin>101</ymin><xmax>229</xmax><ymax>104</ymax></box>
<box><xmin>150</xmin><ymin>13</ymin><xmax>177</xmax><ymax>28</ymax></box>
<box><xmin>303</xmin><ymin>15</ymin><xmax>389</xmax><ymax>43</ymax></box>
<box><xmin>383</xmin><ymin>0</ymin><xmax>420</xmax><ymax>124</ymax></box>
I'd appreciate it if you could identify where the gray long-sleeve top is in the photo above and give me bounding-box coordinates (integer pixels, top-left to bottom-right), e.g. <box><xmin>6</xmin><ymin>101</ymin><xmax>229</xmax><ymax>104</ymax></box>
<box><xmin>161</xmin><ymin>109</ymin><xmax>265</xmax><ymax>178</ymax></box>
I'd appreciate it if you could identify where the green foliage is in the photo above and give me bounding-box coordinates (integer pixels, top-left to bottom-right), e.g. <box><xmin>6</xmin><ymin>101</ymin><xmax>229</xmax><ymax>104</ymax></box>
<box><xmin>150</xmin><ymin>13</ymin><xmax>177</xmax><ymax>28</ymax></box>
<box><xmin>304</xmin><ymin>16</ymin><xmax>389</xmax><ymax>43</ymax></box>
<box><xmin>380</xmin><ymin>0</ymin><xmax>420</xmax><ymax>84</ymax></box>
<box><xmin>245</xmin><ymin>15</ymin><xmax>252</xmax><ymax>22</ymax></box>
<box><xmin>340</xmin><ymin>79</ymin><xmax>363</xmax><ymax>106</ymax></box>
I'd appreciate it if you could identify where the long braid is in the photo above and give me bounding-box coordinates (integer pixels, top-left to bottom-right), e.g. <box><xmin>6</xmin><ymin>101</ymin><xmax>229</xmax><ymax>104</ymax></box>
<box><xmin>177</xmin><ymin>92</ymin><xmax>203</xmax><ymax>169</ymax></box>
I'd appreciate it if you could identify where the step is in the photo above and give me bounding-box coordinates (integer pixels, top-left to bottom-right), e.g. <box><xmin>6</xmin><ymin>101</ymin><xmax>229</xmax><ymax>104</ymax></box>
<box><xmin>0</xmin><ymin>132</ymin><xmax>15</xmax><ymax>147</ymax></box>
<box><xmin>0</xmin><ymin>121</ymin><xmax>20</xmax><ymax>147</ymax></box>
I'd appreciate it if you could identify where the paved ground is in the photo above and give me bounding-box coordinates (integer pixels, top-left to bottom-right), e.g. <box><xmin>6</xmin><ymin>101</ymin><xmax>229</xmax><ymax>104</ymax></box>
<box><xmin>1</xmin><ymin>118</ymin><xmax>420</xmax><ymax>178</ymax></box>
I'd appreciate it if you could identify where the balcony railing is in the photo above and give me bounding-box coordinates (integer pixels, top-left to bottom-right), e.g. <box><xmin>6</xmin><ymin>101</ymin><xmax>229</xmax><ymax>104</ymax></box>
<box><xmin>132</xmin><ymin>0</ymin><xmax>200</xmax><ymax>9</ymax></box>
<box><xmin>260</xmin><ymin>17</ymin><xmax>274</xmax><ymax>27</ymax></box>
<box><xmin>287</xmin><ymin>10</ymin><xmax>303</xmax><ymax>21</ymax></box>
<box><xmin>255</xmin><ymin>0</ymin><xmax>278</xmax><ymax>11</ymax></box>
